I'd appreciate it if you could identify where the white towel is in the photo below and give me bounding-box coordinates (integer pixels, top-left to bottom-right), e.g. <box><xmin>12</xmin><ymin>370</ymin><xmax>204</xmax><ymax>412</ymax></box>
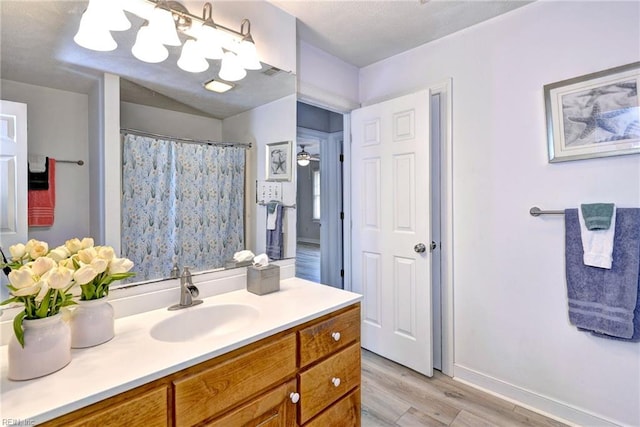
<box><xmin>28</xmin><ymin>154</ymin><xmax>47</xmax><ymax>173</ymax></box>
<box><xmin>233</xmin><ymin>250</ymin><xmax>255</xmax><ymax>262</ymax></box>
<box><xmin>267</xmin><ymin>206</ymin><xmax>278</xmax><ymax>230</ymax></box>
<box><xmin>578</xmin><ymin>206</ymin><xmax>617</xmax><ymax>269</ymax></box>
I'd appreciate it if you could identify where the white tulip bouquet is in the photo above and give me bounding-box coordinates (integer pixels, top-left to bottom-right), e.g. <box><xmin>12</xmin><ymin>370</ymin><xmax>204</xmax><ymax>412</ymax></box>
<box><xmin>1</xmin><ymin>237</ymin><xmax>135</xmax><ymax>347</ymax></box>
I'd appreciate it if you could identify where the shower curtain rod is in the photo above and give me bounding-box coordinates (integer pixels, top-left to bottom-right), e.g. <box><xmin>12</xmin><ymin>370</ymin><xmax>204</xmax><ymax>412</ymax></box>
<box><xmin>121</xmin><ymin>128</ymin><xmax>252</xmax><ymax>149</ymax></box>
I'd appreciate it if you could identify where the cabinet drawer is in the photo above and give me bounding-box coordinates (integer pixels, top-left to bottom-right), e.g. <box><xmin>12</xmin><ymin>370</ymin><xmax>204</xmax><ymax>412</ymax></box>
<box><xmin>298</xmin><ymin>307</ymin><xmax>360</xmax><ymax>367</ymax></box>
<box><xmin>205</xmin><ymin>380</ymin><xmax>297</xmax><ymax>427</ymax></box>
<box><xmin>304</xmin><ymin>388</ymin><xmax>360</xmax><ymax>427</ymax></box>
<box><xmin>62</xmin><ymin>386</ymin><xmax>168</xmax><ymax>427</ymax></box>
<box><xmin>173</xmin><ymin>334</ymin><xmax>296</xmax><ymax>426</ymax></box>
<box><xmin>298</xmin><ymin>343</ymin><xmax>361</xmax><ymax>424</ymax></box>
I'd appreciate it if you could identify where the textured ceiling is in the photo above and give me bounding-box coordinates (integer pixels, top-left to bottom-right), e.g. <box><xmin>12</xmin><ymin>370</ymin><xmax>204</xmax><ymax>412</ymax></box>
<box><xmin>1</xmin><ymin>1</ymin><xmax>533</xmax><ymax>118</ymax></box>
<box><xmin>270</xmin><ymin>0</ymin><xmax>533</xmax><ymax>68</ymax></box>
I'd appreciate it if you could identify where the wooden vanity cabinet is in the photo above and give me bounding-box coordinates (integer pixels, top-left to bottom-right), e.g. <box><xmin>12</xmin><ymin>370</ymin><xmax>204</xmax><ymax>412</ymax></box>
<box><xmin>41</xmin><ymin>303</ymin><xmax>361</xmax><ymax>427</ymax></box>
<box><xmin>173</xmin><ymin>334</ymin><xmax>297</xmax><ymax>426</ymax></box>
<box><xmin>40</xmin><ymin>383</ymin><xmax>169</xmax><ymax>427</ymax></box>
<box><xmin>297</xmin><ymin>306</ymin><xmax>362</xmax><ymax>426</ymax></box>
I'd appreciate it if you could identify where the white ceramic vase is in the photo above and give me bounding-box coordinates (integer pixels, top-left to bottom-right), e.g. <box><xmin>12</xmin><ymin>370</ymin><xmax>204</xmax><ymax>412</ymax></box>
<box><xmin>70</xmin><ymin>297</ymin><xmax>115</xmax><ymax>348</ymax></box>
<box><xmin>8</xmin><ymin>313</ymin><xmax>71</xmax><ymax>381</ymax></box>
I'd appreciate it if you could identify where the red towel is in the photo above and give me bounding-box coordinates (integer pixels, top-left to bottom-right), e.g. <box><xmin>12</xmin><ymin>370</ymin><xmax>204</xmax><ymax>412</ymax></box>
<box><xmin>28</xmin><ymin>158</ymin><xmax>55</xmax><ymax>227</ymax></box>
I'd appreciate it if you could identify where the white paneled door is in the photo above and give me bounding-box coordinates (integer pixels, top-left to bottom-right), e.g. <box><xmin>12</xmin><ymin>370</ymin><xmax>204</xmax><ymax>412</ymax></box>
<box><xmin>351</xmin><ymin>91</ymin><xmax>433</xmax><ymax>376</ymax></box>
<box><xmin>0</xmin><ymin>100</ymin><xmax>28</xmax><ymax>300</ymax></box>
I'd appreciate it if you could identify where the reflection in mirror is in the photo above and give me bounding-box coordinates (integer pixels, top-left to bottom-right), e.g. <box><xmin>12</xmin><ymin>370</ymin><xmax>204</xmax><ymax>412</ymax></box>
<box><xmin>120</xmin><ymin>130</ymin><xmax>247</xmax><ymax>283</ymax></box>
<box><xmin>0</xmin><ymin>1</ymin><xmax>297</xmax><ymax>288</ymax></box>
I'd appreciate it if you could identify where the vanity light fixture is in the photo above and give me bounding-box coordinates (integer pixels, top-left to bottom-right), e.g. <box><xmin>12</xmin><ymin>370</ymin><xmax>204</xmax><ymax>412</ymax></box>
<box><xmin>297</xmin><ymin>145</ymin><xmax>311</xmax><ymax>167</ymax></box>
<box><xmin>73</xmin><ymin>0</ymin><xmax>131</xmax><ymax>51</ymax></box>
<box><xmin>204</xmin><ymin>79</ymin><xmax>235</xmax><ymax>93</ymax></box>
<box><xmin>74</xmin><ymin>0</ymin><xmax>261</xmax><ymax>83</ymax></box>
<box><xmin>131</xmin><ymin>24</ymin><xmax>169</xmax><ymax>63</ymax></box>
<box><xmin>177</xmin><ymin>39</ymin><xmax>209</xmax><ymax>73</ymax></box>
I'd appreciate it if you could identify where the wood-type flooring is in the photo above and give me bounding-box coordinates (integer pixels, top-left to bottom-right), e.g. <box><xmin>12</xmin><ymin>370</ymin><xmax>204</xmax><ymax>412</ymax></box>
<box><xmin>361</xmin><ymin>349</ymin><xmax>569</xmax><ymax>427</ymax></box>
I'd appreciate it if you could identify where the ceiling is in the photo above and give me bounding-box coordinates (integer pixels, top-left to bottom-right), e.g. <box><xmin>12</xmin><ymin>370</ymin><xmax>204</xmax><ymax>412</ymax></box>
<box><xmin>0</xmin><ymin>1</ymin><xmax>532</xmax><ymax>119</ymax></box>
<box><xmin>269</xmin><ymin>0</ymin><xmax>533</xmax><ymax>68</ymax></box>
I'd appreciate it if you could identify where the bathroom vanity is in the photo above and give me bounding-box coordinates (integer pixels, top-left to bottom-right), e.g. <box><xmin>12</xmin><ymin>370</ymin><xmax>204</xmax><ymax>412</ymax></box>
<box><xmin>0</xmin><ymin>278</ymin><xmax>362</xmax><ymax>426</ymax></box>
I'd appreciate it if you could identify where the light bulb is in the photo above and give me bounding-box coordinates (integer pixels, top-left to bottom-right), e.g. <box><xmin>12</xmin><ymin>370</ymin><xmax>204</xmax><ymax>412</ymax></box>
<box><xmin>74</xmin><ymin>12</ymin><xmax>117</xmax><ymax>52</ymax></box>
<box><xmin>132</xmin><ymin>26</ymin><xmax>169</xmax><ymax>63</ymax></box>
<box><xmin>148</xmin><ymin>6</ymin><xmax>181</xmax><ymax>46</ymax></box>
<box><xmin>219</xmin><ymin>51</ymin><xmax>247</xmax><ymax>82</ymax></box>
<box><xmin>177</xmin><ymin>40</ymin><xmax>209</xmax><ymax>73</ymax></box>
<box><xmin>237</xmin><ymin>37</ymin><xmax>261</xmax><ymax>70</ymax></box>
<box><xmin>196</xmin><ymin>23</ymin><xmax>224</xmax><ymax>60</ymax></box>
<box><xmin>84</xmin><ymin>0</ymin><xmax>131</xmax><ymax>32</ymax></box>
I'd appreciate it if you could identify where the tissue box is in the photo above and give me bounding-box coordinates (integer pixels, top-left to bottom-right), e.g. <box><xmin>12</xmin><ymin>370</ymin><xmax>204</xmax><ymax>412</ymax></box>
<box><xmin>246</xmin><ymin>264</ymin><xmax>280</xmax><ymax>295</ymax></box>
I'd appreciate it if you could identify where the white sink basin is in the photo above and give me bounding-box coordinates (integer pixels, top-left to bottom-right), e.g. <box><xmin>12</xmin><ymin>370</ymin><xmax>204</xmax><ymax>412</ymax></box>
<box><xmin>150</xmin><ymin>304</ymin><xmax>260</xmax><ymax>343</ymax></box>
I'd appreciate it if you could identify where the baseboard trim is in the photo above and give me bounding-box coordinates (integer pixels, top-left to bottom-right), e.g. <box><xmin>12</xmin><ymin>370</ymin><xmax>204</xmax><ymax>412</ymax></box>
<box><xmin>453</xmin><ymin>364</ymin><xmax>622</xmax><ymax>427</ymax></box>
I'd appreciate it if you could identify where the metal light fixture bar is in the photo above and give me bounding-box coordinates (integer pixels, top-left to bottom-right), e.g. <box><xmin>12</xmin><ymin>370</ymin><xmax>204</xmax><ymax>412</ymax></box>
<box><xmin>159</xmin><ymin>0</ymin><xmax>247</xmax><ymax>42</ymax></box>
<box><xmin>75</xmin><ymin>0</ymin><xmax>260</xmax><ymax>84</ymax></box>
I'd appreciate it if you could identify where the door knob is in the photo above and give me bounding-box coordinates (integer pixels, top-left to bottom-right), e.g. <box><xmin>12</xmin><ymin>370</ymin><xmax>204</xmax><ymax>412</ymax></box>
<box><xmin>331</xmin><ymin>377</ymin><xmax>341</xmax><ymax>387</ymax></box>
<box><xmin>289</xmin><ymin>392</ymin><xmax>300</xmax><ymax>403</ymax></box>
<box><xmin>414</xmin><ymin>243</ymin><xmax>426</xmax><ymax>253</ymax></box>
<box><xmin>331</xmin><ymin>332</ymin><xmax>341</xmax><ymax>341</ymax></box>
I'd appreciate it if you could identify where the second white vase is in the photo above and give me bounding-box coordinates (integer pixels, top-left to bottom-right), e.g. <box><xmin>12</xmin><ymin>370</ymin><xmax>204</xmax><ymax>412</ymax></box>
<box><xmin>70</xmin><ymin>298</ymin><xmax>115</xmax><ymax>348</ymax></box>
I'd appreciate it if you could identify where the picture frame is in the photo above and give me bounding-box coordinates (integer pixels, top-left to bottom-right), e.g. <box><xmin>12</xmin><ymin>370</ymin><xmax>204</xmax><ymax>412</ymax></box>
<box><xmin>544</xmin><ymin>62</ymin><xmax>640</xmax><ymax>163</ymax></box>
<box><xmin>265</xmin><ymin>141</ymin><xmax>293</xmax><ymax>181</ymax></box>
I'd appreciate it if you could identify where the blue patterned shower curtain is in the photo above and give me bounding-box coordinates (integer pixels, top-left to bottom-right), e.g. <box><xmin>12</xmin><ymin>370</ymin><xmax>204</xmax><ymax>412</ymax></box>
<box><xmin>121</xmin><ymin>134</ymin><xmax>245</xmax><ymax>282</ymax></box>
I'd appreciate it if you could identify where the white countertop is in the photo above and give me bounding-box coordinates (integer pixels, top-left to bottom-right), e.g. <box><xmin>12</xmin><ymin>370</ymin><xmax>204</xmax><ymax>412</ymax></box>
<box><xmin>0</xmin><ymin>278</ymin><xmax>362</xmax><ymax>424</ymax></box>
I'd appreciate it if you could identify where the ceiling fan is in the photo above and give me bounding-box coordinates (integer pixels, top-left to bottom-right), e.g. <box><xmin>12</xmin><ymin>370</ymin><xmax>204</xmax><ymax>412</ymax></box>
<box><xmin>296</xmin><ymin>144</ymin><xmax>320</xmax><ymax>166</ymax></box>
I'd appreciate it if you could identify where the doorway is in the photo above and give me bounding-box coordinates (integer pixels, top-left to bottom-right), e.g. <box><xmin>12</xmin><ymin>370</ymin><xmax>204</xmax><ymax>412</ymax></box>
<box><xmin>297</xmin><ymin>79</ymin><xmax>453</xmax><ymax>376</ymax></box>
<box><xmin>295</xmin><ymin>102</ymin><xmax>344</xmax><ymax>289</ymax></box>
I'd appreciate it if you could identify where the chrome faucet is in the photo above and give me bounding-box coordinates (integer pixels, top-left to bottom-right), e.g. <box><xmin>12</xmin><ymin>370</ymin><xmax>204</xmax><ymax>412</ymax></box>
<box><xmin>169</xmin><ymin>263</ymin><xmax>180</xmax><ymax>279</ymax></box>
<box><xmin>168</xmin><ymin>267</ymin><xmax>203</xmax><ymax>310</ymax></box>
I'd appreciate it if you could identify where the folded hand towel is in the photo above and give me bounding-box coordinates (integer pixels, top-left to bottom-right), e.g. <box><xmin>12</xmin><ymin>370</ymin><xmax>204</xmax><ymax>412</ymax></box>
<box><xmin>266</xmin><ymin>204</ymin><xmax>283</xmax><ymax>260</ymax></box>
<box><xmin>565</xmin><ymin>208</ymin><xmax>640</xmax><ymax>339</ymax></box>
<box><xmin>267</xmin><ymin>201</ymin><xmax>279</xmax><ymax>230</ymax></box>
<box><xmin>581</xmin><ymin>203</ymin><xmax>615</xmax><ymax>230</ymax></box>
<box><xmin>28</xmin><ymin>154</ymin><xmax>47</xmax><ymax>173</ymax></box>
<box><xmin>579</xmin><ymin>206</ymin><xmax>616</xmax><ymax>269</ymax></box>
<box><xmin>28</xmin><ymin>156</ymin><xmax>49</xmax><ymax>190</ymax></box>
<box><xmin>233</xmin><ymin>250</ymin><xmax>255</xmax><ymax>262</ymax></box>
<box><xmin>28</xmin><ymin>158</ymin><xmax>56</xmax><ymax>227</ymax></box>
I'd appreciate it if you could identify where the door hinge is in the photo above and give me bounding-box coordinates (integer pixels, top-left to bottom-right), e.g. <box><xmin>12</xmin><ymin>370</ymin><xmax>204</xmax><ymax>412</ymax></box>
<box><xmin>339</xmin><ymin>154</ymin><xmax>344</xmax><ymax>162</ymax></box>
<box><xmin>340</xmin><ymin>212</ymin><xmax>344</xmax><ymax>220</ymax></box>
<box><xmin>340</xmin><ymin>269</ymin><xmax>344</xmax><ymax>277</ymax></box>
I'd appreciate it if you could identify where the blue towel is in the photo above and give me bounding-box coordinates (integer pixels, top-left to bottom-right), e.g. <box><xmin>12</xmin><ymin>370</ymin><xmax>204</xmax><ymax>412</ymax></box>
<box><xmin>564</xmin><ymin>208</ymin><xmax>640</xmax><ymax>339</ymax></box>
<box><xmin>266</xmin><ymin>204</ymin><xmax>283</xmax><ymax>260</ymax></box>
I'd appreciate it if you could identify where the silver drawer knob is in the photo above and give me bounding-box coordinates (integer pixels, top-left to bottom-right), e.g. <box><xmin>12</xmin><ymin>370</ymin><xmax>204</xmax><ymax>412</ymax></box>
<box><xmin>289</xmin><ymin>392</ymin><xmax>300</xmax><ymax>404</ymax></box>
<box><xmin>331</xmin><ymin>332</ymin><xmax>341</xmax><ymax>341</ymax></box>
<box><xmin>331</xmin><ymin>377</ymin><xmax>341</xmax><ymax>387</ymax></box>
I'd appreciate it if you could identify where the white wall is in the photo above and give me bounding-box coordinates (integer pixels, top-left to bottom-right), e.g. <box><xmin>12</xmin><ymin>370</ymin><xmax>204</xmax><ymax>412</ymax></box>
<box><xmin>120</xmin><ymin>102</ymin><xmax>223</xmax><ymax>141</ymax></box>
<box><xmin>222</xmin><ymin>95</ymin><xmax>297</xmax><ymax>259</ymax></box>
<box><xmin>298</xmin><ymin>41</ymin><xmax>360</xmax><ymax>112</ymax></box>
<box><xmin>1</xmin><ymin>79</ymin><xmax>90</xmax><ymax>247</ymax></box>
<box><xmin>211</xmin><ymin>0</ymin><xmax>296</xmax><ymax>73</ymax></box>
<box><xmin>359</xmin><ymin>2</ymin><xmax>640</xmax><ymax>426</ymax></box>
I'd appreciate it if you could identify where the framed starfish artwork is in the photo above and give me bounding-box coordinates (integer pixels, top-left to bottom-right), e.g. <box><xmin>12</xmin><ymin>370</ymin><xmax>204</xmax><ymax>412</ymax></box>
<box><xmin>265</xmin><ymin>141</ymin><xmax>293</xmax><ymax>181</ymax></box>
<box><xmin>544</xmin><ymin>62</ymin><xmax>640</xmax><ymax>162</ymax></box>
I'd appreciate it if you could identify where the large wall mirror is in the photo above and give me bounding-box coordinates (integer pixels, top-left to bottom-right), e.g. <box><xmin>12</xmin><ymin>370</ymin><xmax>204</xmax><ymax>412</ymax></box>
<box><xmin>0</xmin><ymin>1</ymin><xmax>297</xmax><ymax>292</ymax></box>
